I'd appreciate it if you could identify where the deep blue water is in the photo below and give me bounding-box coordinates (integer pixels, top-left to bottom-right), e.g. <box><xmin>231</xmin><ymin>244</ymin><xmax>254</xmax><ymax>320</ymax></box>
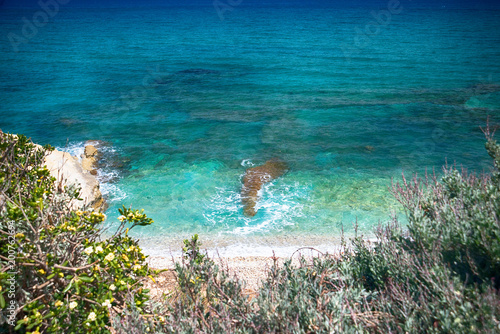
<box><xmin>1</xmin><ymin>2</ymin><xmax>499</xmax><ymax>254</ymax></box>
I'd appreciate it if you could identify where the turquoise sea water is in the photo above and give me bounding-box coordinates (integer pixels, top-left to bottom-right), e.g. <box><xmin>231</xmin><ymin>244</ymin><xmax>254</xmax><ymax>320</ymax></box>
<box><xmin>1</xmin><ymin>3</ymin><xmax>500</xmax><ymax>255</ymax></box>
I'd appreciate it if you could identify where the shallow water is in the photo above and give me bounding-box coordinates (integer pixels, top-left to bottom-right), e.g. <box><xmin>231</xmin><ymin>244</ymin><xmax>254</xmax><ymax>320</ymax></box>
<box><xmin>1</xmin><ymin>3</ymin><xmax>499</xmax><ymax>256</ymax></box>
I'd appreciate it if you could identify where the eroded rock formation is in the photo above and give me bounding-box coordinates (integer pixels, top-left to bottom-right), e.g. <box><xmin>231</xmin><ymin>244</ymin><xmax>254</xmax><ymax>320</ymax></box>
<box><xmin>44</xmin><ymin>145</ymin><xmax>105</xmax><ymax>211</ymax></box>
<box><xmin>81</xmin><ymin>144</ymin><xmax>99</xmax><ymax>175</ymax></box>
<box><xmin>241</xmin><ymin>158</ymin><xmax>288</xmax><ymax>217</ymax></box>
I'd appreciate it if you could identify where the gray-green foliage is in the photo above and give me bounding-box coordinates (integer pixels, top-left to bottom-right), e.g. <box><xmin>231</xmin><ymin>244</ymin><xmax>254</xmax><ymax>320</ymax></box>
<box><xmin>391</xmin><ymin>131</ymin><xmax>500</xmax><ymax>287</ymax></box>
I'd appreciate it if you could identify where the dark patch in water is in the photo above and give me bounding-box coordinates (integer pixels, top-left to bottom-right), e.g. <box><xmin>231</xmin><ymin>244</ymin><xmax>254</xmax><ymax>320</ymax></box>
<box><xmin>90</xmin><ymin>141</ymin><xmax>130</xmax><ymax>183</ymax></box>
<box><xmin>59</xmin><ymin>118</ymin><xmax>84</xmax><ymax>127</ymax></box>
<box><xmin>466</xmin><ymin>83</ymin><xmax>500</xmax><ymax>95</ymax></box>
<box><xmin>153</xmin><ymin>68</ymin><xmax>221</xmax><ymax>85</ymax></box>
<box><xmin>175</xmin><ymin>68</ymin><xmax>221</xmax><ymax>76</ymax></box>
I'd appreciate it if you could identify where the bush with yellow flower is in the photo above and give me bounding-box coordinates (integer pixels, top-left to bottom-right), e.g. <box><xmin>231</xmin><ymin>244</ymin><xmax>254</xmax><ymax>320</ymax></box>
<box><xmin>0</xmin><ymin>132</ymin><xmax>155</xmax><ymax>333</ymax></box>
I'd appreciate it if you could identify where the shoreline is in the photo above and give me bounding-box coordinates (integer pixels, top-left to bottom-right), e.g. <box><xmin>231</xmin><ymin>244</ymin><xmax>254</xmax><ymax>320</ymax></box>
<box><xmin>142</xmin><ymin>232</ymin><xmax>381</xmax><ymax>293</ymax></box>
<box><xmin>146</xmin><ymin>255</ymin><xmax>287</xmax><ymax>294</ymax></box>
<box><xmin>143</xmin><ymin>239</ymin><xmax>349</xmax><ymax>294</ymax></box>
<box><xmin>139</xmin><ymin>233</ymin><xmax>349</xmax><ymax>259</ymax></box>
<box><xmin>145</xmin><ymin>251</ymin><xmax>339</xmax><ymax>294</ymax></box>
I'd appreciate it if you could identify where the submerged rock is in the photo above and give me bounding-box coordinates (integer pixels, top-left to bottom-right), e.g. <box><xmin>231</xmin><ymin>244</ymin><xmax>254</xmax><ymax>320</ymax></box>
<box><xmin>241</xmin><ymin>158</ymin><xmax>288</xmax><ymax>217</ymax></box>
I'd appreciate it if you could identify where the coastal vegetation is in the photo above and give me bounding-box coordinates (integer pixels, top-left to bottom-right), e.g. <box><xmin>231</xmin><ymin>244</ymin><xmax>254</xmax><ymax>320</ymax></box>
<box><xmin>1</xmin><ymin>127</ymin><xmax>500</xmax><ymax>333</ymax></box>
<box><xmin>0</xmin><ymin>132</ymin><xmax>154</xmax><ymax>333</ymax></box>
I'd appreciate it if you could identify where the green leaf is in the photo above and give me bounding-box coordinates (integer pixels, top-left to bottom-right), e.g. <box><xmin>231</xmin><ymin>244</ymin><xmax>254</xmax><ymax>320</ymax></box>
<box><xmin>62</xmin><ymin>281</ymin><xmax>73</xmax><ymax>294</ymax></box>
<box><xmin>79</xmin><ymin>276</ymin><xmax>93</xmax><ymax>283</ymax></box>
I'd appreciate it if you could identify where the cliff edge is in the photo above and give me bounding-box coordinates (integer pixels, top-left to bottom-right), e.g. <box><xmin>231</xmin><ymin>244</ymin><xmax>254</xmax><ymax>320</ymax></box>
<box><xmin>44</xmin><ymin>145</ymin><xmax>106</xmax><ymax>211</ymax></box>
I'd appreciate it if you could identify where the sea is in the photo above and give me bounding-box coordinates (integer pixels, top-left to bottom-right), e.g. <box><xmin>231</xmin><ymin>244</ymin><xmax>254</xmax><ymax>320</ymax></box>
<box><xmin>1</xmin><ymin>0</ymin><xmax>499</xmax><ymax>257</ymax></box>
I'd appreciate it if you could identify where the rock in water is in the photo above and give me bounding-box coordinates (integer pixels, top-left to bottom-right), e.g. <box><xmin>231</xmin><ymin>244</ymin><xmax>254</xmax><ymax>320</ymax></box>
<box><xmin>81</xmin><ymin>144</ymin><xmax>99</xmax><ymax>173</ymax></box>
<box><xmin>241</xmin><ymin>158</ymin><xmax>288</xmax><ymax>217</ymax></box>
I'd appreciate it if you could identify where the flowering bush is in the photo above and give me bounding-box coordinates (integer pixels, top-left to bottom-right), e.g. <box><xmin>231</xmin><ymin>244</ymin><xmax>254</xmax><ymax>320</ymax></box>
<box><xmin>0</xmin><ymin>131</ymin><xmax>155</xmax><ymax>333</ymax></box>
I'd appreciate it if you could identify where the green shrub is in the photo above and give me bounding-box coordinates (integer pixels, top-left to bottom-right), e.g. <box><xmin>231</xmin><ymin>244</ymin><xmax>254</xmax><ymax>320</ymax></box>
<box><xmin>390</xmin><ymin>129</ymin><xmax>500</xmax><ymax>287</ymax></box>
<box><xmin>0</xmin><ymin>131</ymin><xmax>155</xmax><ymax>333</ymax></box>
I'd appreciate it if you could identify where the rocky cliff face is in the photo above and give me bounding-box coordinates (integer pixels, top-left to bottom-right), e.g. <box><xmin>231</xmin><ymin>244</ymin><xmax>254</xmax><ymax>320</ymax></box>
<box><xmin>44</xmin><ymin>144</ymin><xmax>106</xmax><ymax>211</ymax></box>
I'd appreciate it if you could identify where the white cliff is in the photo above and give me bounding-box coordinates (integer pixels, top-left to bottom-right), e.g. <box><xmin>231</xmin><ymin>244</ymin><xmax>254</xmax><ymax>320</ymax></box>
<box><xmin>44</xmin><ymin>145</ymin><xmax>105</xmax><ymax>211</ymax></box>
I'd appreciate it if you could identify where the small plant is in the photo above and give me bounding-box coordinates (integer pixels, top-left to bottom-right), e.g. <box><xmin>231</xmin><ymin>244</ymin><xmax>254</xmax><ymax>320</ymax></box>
<box><xmin>182</xmin><ymin>234</ymin><xmax>205</xmax><ymax>266</ymax></box>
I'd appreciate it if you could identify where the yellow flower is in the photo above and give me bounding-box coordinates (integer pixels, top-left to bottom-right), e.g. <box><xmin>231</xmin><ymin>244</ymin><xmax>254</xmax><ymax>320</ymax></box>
<box><xmin>132</xmin><ymin>264</ymin><xmax>142</xmax><ymax>271</ymax></box>
<box><xmin>35</xmin><ymin>312</ymin><xmax>41</xmax><ymax>318</ymax></box>
<box><xmin>122</xmin><ymin>254</ymin><xmax>129</xmax><ymax>262</ymax></box>
<box><xmin>95</xmin><ymin>245</ymin><xmax>103</xmax><ymax>253</ymax></box>
<box><xmin>69</xmin><ymin>301</ymin><xmax>77</xmax><ymax>309</ymax></box>
<box><xmin>38</xmin><ymin>269</ymin><xmax>46</xmax><ymax>275</ymax></box>
<box><xmin>15</xmin><ymin>233</ymin><xmax>24</xmax><ymax>238</ymax></box>
<box><xmin>88</xmin><ymin>312</ymin><xmax>96</xmax><ymax>321</ymax></box>
<box><xmin>109</xmin><ymin>284</ymin><xmax>116</xmax><ymax>291</ymax></box>
<box><xmin>84</xmin><ymin>246</ymin><xmax>93</xmax><ymax>255</ymax></box>
<box><xmin>67</xmin><ymin>226</ymin><xmax>76</xmax><ymax>231</ymax></box>
<box><xmin>118</xmin><ymin>215</ymin><xmax>126</xmax><ymax>222</ymax></box>
<box><xmin>31</xmin><ymin>331</ymin><xmax>41</xmax><ymax>334</ymax></box>
<box><xmin>104</xmin><ymin>252</ymin><xmax>115</xmax><ymax>262</ymax></box>
<box><xmin>55</xmin><ymin>300</ymin><xmax>63</xmax><ymax>307</ymax></box>
<box><xmin>75</xmin><ymin>210</ymin><xmax>83</xmax><ymax>216</ymax></box>
<box><xmin>127</xmin><ymin>246</ymin><xmax>135</xmax><ymax>252</ymax></box>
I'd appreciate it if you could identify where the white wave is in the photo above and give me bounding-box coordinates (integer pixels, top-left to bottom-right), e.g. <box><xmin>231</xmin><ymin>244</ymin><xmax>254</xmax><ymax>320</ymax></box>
<box><xmin>241</xmin><ymin>159</ymin><xmax>255</xmax><ymax>167</ymax></box>
<box><xmin>56</xmin><ymin>141</ymin><xmax>85</xmax><ymax>161</ymax></box>
<box><xmin>101</xmin><ymin>183</ymin><xmax>127</xmax><ymax>202</ymax></box>
<box><xmin>204</xmin><ymin>180</ymin><xmax>309</xmax><ymax>235</ymax></box>
<box><xmin>56</xmin><ymin>141</ymin><xmax>127</xmax><ymax>204</ymax></box>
